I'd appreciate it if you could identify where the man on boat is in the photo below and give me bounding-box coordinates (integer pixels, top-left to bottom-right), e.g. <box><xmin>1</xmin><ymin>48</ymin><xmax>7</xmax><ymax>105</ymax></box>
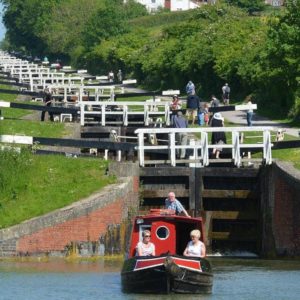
<box><xmin>165</xmin><ymin>192</ymin><xmax>191</xmax><ymax>217</ymax></box>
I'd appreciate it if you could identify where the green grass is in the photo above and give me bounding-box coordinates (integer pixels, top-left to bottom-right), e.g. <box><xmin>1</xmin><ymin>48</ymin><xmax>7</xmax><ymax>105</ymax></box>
<box><xmin>0</xmin><ymin>82</ymin><xmax>68</xmax><ymax>137</ymax></box>
<box><xmin>0</xmin><ymin>84</ymin><xmax>18</xmax><ymax>101</ymax></box>
<box><xmin>0</xmin><ymin>119</ymin><xmax>68</xmax><ymax>137</ymax></box>
<box><xmin>0</xmin><ymin>149</ymin><xmax>115</xmax><ymax>229</ymax></box>
<box><xmin>0</xmin><ymin>83</ymin><xmax>36</xmax><ymax>119</ymax></box>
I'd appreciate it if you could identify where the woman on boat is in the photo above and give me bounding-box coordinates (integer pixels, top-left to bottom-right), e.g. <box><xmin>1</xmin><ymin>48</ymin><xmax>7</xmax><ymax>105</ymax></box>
<box><xmin>183</xmin><ymin>229</ymin><xmax>206</xmax><ymax>258</ymax></box>
<box><xmin>136</xmin><ymin>230</ymin><xmax>156</xmax><ymax>256</ymax></box>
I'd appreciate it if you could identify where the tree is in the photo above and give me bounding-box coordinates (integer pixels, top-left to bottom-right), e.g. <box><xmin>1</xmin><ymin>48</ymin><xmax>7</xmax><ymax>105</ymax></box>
<box><xmin>37</xmin><ymin>0</ymin><xmax>104</xmax><ymax>56</ymax></box>
<box><xmin>225</xmin><ymin>0</ymin><xmax>265</xmax><ymax>14</ymax></box>
<box><xmin>257</xmin><ymin>0</ymin><xmax>300</xmax><ymax>112</ymax></box>
<box><xmin>1</xmin><ymin>0</ymin><xmax>60</xmax><ymax>55</ymax></box>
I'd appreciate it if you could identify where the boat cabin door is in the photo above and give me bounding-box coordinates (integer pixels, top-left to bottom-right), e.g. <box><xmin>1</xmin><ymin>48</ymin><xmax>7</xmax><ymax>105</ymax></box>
<box><xmin>150</xmin><ymin>221</ymin><xmax>176</xmax><ymax>256</ymax></box>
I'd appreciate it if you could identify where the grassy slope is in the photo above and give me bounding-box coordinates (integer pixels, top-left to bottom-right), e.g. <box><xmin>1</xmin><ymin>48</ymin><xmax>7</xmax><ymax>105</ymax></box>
<box><xmin>0</xmin><ymin>151</ymin><xmax>115</xmax><ymax>229</ymax></box>
<box><xmin>0</xmin><ymin>84</ymin><xmax>115</xmax><ymax>228</ymax></box>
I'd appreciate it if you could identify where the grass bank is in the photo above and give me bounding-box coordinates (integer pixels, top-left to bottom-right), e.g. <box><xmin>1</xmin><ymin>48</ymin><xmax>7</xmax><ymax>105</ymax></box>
<box><xmin>0</xmin><ymin>82</ymin><xmax>116</xmax><ymax>229</ymax></box>
<box><xmin>0</xmin><ymin>149</ymin><xmax>115</xmax><ymax>229</ymax></box>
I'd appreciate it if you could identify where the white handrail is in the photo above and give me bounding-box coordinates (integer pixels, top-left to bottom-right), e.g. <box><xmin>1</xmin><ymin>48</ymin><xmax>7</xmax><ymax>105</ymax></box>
<box><xmin>79</xmin><ymin>101</ymin><xmax>172</xmax><ymax>126</ymax></box>
<box><xmin>134</xmin><ymin>127</ymin><xmax>274</xmax><ymax>167</ymax></box>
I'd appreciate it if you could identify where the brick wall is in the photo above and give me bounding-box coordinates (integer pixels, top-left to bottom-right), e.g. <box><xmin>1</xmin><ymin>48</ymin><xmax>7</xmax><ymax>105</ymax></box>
<box><xmin>0</xmin><ymin>172</ymin><xmax>139</xmax><ymax>257</ymax></box>
<box><xmin>261</xmin><ymin>161</ymin><xmax>300</xmax><ymax>257</ymax></box>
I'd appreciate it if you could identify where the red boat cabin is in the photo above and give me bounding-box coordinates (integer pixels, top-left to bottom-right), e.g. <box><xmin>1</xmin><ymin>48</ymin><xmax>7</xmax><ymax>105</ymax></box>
<box><xmin>128</xmin><ymin>209</ymin><xmax>205</xmax><ymax>258</ymax></box>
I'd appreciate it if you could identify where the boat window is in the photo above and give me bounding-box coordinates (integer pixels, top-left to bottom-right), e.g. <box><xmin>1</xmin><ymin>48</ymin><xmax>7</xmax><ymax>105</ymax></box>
<box><xmin>156</xmin><ymin>226</ymin><xmax>169</xmax><ymax>240</ymax></box>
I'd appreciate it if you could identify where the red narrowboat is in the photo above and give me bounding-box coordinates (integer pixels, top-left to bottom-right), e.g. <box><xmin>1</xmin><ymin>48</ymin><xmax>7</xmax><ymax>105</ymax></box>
<box><xmin>121</xmin><ymin>209</ymin><xmax>213</xmax><ymax>294</ymax></box>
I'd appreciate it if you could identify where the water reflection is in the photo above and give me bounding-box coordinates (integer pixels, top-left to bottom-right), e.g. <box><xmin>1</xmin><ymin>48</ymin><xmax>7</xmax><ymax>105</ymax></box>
<box><xmin>0</xmin><ymin>258</ymin><xmax>300</xmax><ymax>300</ymax></box>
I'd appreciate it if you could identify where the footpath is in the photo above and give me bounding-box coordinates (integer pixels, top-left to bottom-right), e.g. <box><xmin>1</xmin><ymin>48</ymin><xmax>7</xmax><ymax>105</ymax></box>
<box><xmin>221</xmin><ymin>109</ymin><xmax>300</xmax><ymax>138</ymax></box>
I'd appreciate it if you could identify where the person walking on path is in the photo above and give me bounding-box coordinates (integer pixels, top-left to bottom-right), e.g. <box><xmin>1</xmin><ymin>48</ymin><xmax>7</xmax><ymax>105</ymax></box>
<box><xmin>210</xmin><ymin>95</ymin><xmax>220</xmax><ymax>108</ymax></box>
<box><xmin>246</xmin><ymin>97</ymin><xmax>254</xmax><ymax>127</ymax></box>
<box><xmin>186</xmin><ymin>80</ymin><xmax>195</xmax><ymax>96</ymax></box>
<box><xmin>172</xmin><ymin>111</ymin><xmax>188</xmax><ymax>159</ymax></box>
<box><xmin>41</xmin><ymin>89</ymin><xmax>54</xmax><ymax>122</ymax></box>
<box><xmin>108</xmin><ymin>70</ymin><xmax>114</xmax><ymax>83</ymax></box>
<box><xmin>186</xmin><ymin>94</ymin><xmax>201</xmax><ymax>125</ymax></box>
<box><xmin>165</xmin><ymin>192</ymin><xmax>191</xmax><ymax>217</ymax></box>
<box><xmin>117</xmin><ymin>69</ymin><xmax>123</xmax><ymax>83</ymax></box>
<box><xmin>211</xmin><ymin>112</ymin><xmax>226</xmax><ymax>159</ymax></box>
<box><xmin>222</xmin><ymin>83</ymin><xmax>230</xmax><ymax>105</ymax></box>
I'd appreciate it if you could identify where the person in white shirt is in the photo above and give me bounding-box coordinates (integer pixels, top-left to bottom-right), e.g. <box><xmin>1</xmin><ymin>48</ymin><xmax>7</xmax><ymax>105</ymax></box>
<box><xmin>136</xmin><ymin>230</ymin><xmax>156</xmax><ymax>256</ymax></box>
<box><xmin>183</xmin><ymin>229</ymin><xmax>206</xmax><ymax>257</ymax></box>
<box><xmin>246</xmin><ymin>98</ymin><xmax>253</xmax><ymax>127</ymax></box>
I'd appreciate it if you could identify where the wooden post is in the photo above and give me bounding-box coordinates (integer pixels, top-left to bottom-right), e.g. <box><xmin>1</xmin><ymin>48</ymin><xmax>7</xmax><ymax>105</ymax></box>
<box><xmin>195</xmin><ymin>167</ymin><xmax>202</xmax><ymax>216</ymax></box>
<box><xmin>189</xmin><ymin>168</ymin><xmax>195</xmax><ymax>214</ymax></box>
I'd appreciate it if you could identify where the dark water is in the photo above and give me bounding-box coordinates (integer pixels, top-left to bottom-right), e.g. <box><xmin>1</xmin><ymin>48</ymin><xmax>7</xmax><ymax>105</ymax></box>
<box><xmin>1</xmin><ymin>258</ymin><xmax>300</xmax><ymax>300</ymax></box>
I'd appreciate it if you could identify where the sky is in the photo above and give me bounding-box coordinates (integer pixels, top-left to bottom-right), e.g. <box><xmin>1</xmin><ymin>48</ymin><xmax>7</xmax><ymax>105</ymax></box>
<box><xmin>0</xmin><ymin>3</ymin><xmax>6</xmax><ymax>40</ymax></box>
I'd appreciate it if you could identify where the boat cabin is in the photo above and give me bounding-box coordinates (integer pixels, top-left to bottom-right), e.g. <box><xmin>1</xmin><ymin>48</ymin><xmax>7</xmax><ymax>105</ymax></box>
<box><xmin>128</xmin><ymin>209</ymin><xmax>204</xmax><ymax>258</ymax></box>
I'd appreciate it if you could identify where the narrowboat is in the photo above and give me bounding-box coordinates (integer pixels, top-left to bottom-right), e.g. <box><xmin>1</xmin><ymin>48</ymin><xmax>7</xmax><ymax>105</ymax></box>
<box><xmin>121</xmin><ymin>209</ymin><xmax>213</xmax><ymax>294</ymax></box>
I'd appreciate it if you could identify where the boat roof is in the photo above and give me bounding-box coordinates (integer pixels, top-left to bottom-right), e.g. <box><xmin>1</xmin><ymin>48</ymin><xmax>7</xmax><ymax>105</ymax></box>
<box><xmin>134</xmin><ymin>210</ymin><xmax>202</xmax><ymax>223</ymax></box>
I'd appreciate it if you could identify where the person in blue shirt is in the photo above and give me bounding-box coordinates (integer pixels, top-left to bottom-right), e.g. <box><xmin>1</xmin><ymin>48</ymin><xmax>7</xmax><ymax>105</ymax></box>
<box><xmin>186</xmin><ymin>80</ymin><xmax>195</xmax><ymax>95</ymax></box>
<box><xmin>165</xmin><ymin>192</ymin><xmax>191</xmax><ymax>217</ymax></box>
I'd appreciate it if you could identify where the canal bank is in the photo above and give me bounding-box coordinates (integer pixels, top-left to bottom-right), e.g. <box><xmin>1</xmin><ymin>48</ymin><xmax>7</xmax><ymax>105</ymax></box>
<box><xmin>0</xmin><ymin>161</ymin><xmax>299</xmax><ymax>258</ymax></box>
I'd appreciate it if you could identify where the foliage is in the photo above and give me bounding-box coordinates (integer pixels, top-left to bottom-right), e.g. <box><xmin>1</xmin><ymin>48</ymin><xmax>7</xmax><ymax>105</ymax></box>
<box><xmin>224</xmin><ymin>0</ymin><xmax>266</xmax><ymax>14</ymax></box>
<box><xmin>37</xmin><ymin>0</ymin><xmax>104</xmax><ymax>56</ymax></box>
<box><xmin>255</xmin><ymin>0</ymin><xmax>300</xmax><ymax>114</ymax></box>
<box><xmin>1</xmin><ymin>1</ymin><xmax>299</xmax><ymax>118</ymax></box>
<box><xmin>1</xmin><ymin>0</ymin><xmax>60</xmax><ymax>55</ymax></box>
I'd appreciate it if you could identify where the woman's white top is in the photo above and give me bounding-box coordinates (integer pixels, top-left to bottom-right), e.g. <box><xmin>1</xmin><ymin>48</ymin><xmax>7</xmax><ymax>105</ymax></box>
<box><xmin>247</xmin><ymin>101</ymin><xmax>253</xmax><ymax>113</ymax></box>
<box><xmin>136</xmin><ymin>241</ymin><xmax>155</xmax><ymax>256</ymax></box>
<box><xmin>186</xmin><ymin>241</ymin><xmax>204</xmax><ymax>257</ymax></box>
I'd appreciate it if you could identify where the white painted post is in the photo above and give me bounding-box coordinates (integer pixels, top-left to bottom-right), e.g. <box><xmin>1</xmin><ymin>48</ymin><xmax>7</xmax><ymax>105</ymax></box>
<box><xmin>138</xmin><ymin>132</ymin><xmax>145</xmax><ymax>167</ymax></box>
<box><xmin>95</xmin><ymin>88</ymin><xmax>99</xmax><ymax>102</ymax></box>
<box><xmin>165</xmin><ymin>104</ymin><xmax>171</xmax><ymax>126</ymax></box>
<box><xmin>144</xmin><ymin>105</ymin><xmax>149</xmax><ymax>126</ymax></box>
<box><xmin>117</xmin><ymin>150</ymin><xmax>122</xmax><ymax>162</ymax></box>
<box><xmin>104</xmin><ymin>149</ymin><xmax>108</xmax><ymax>160</ymax></box>
<box><xmin>101</xmin><ymin>104</ymin><xmax>106</xmax><ymax>126</ymax></box>
<box><xmin>169</xmin><ymin>132</ymin><xmax>176</xmax><ymax>167</ymax></box>
<box><xmin>189</xmin><ymin>139</ymin><xmax>196</xmax><ymax>168</ymax></box>
<box><xmin>123</xmin><ymin>105</ymin><xmax>128</xmax><ymax>126</ymax></box>
<box><xmin>232</xmin><ymin>131</ymin><xmax>241</xmax><ymax>167</ymax></box>
<box><xmin>80</xmin><ymin>103</ymin><xmax>85</xmax><ymax>126</ymax></box>
<box><xmin>110</xmin><ymin>87</ymin><xmax>115</xmax><ymax>101</ymax></box>
<box><xmin>29</xmin><ymin>74</ymin><xmax>33</xmax><ymax>92</ymax></box>
<box><xmin>201</xmin><ymin>132</ymin><xmax>209</xmax><ymax>166</ymax></box>
<box><xmin>64</xmin><ymin>87</ymin><xmax>67</xmax><ymax>102</ymax></box>
<box><xmin>263</xmin><ymin>130</ymin><xmax>272</xmax><ymax>165</ymax></box>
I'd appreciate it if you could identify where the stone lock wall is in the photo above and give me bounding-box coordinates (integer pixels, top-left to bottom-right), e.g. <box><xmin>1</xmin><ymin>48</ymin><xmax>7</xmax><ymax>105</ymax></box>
<box><xmin>261</xmin><ymin>161</ymin><xmax>300</xmax><ymax>258</ymax></box>
<box><xmin>0</xmin><ymin>172</ymin><xmax>139</xmax><ymax>257</ymax></box>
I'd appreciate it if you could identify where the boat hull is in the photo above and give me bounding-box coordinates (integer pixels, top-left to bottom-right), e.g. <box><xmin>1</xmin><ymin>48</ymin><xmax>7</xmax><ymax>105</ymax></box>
<box><xmin>121</xmin><ymin>255</ymin><xmax>213</xmax><ymax>294</ymax></box>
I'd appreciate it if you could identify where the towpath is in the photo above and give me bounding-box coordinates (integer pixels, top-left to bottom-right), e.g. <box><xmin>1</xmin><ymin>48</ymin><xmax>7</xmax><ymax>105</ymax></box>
<box><xmin>221</xmin><ymin>109</ymin><xmax>300</xmax><ymax>138</ymax></box>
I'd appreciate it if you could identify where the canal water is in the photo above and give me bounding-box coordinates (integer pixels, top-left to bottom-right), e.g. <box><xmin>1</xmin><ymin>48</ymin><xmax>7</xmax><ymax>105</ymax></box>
<box><xmin>0</xmin><ymin>258</ymin><xmax>300</xmax><ymax>300</ymax></box>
